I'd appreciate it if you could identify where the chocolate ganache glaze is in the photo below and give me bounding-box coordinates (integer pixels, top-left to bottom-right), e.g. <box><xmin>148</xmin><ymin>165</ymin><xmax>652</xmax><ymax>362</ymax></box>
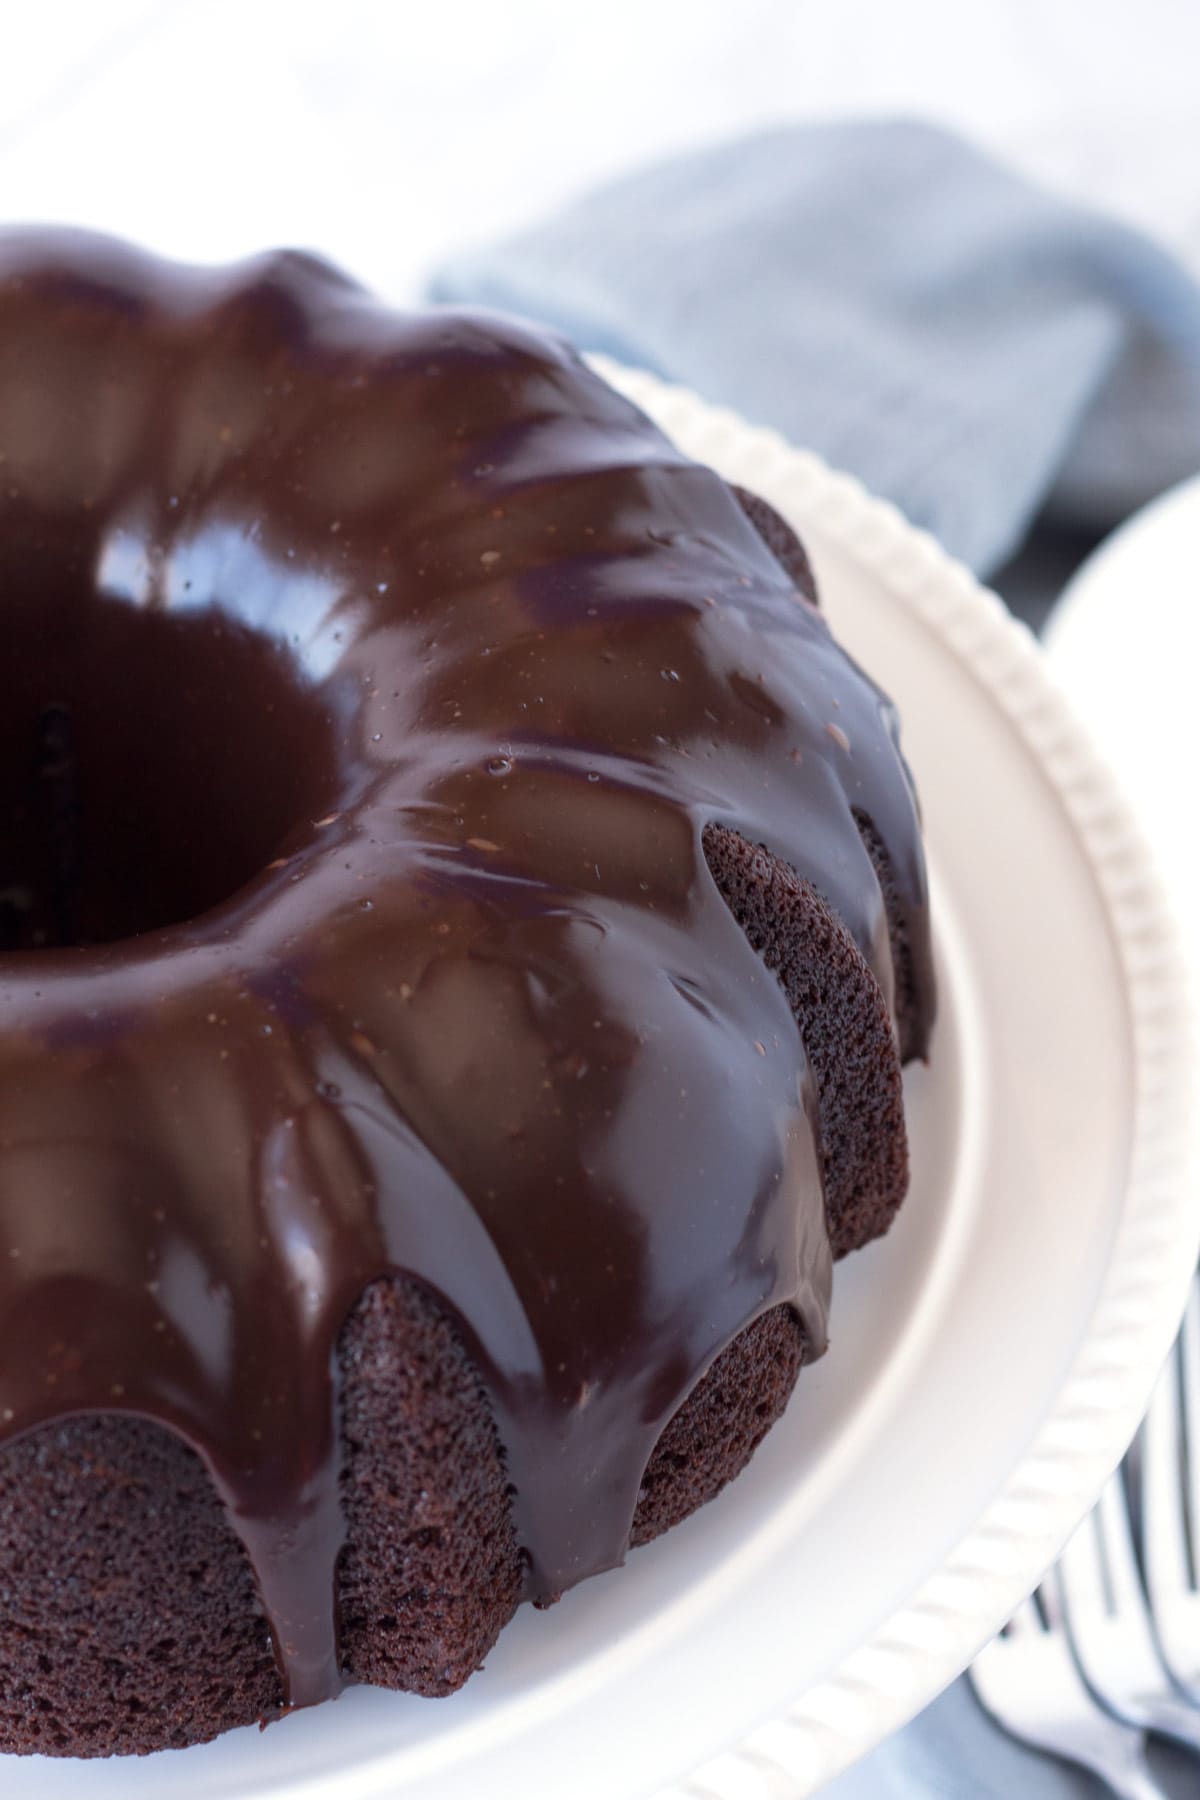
<box><xmin>0</xmin><ymin>229</ymin><xmax>933</xmax><ymax>1714</ymax></box>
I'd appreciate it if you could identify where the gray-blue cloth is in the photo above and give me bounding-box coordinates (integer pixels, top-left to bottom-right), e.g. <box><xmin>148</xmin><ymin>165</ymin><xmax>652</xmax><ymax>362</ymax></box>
<box><xmin>430</xmin><ymin>119</ymin><xmax>1200</xmax><ymax>577</ymax></box>
<box><xmin>429</xmin><ymin>121</ymin><xmax>1200</xmax><ymax>1795</ymax></box>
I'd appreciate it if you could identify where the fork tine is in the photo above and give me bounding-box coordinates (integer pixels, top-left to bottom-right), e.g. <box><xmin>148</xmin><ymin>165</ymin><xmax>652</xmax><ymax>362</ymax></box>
<box><xmin>1141</xmin><ymin>1331</ymin><xmax>1190</xmax><ymax>1613</ymax></box>
<box><xmin>1181</xmin><ymin>1281</ymin><xmax>1200</xmax><ymax>1559</ymax></box>
<box><xmin>1003</xmin><ymin>1595</ymin><xmax>1044</xmax><ymax>1640</ymax></box>
<box><xmin>1099</xmin><ymin>1465</ymin><xmax>1149</xmax><ymax>1617</ymax></box>
<box><xmin>1057</xmin><ymin>1491</ymin><xmax>1111</xmax><ymax>1623</ymax></box>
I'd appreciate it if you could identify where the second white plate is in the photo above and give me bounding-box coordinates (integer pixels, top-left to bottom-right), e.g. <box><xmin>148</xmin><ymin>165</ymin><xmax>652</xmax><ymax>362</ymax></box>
<box><xmin>1045</xmin><ymin>470</ymin><xmax>1200</xmax><ymax>979</ymax></box>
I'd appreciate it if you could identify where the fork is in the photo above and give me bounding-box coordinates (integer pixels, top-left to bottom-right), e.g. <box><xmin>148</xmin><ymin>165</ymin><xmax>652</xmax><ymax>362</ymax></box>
<box><xmin>971</xmin><ymin>1584</ymin><xmax>1169</xmax><ymax>1797</ymax></box>
<box><xmin>1055</xmin><ymin>1457</ymin><xmax>1200</xmax><ymax>1753</ymax></box>
<box><xmin>972</xmin><ymin>1275</ymin><xmax>1200</xmax><ymax>1795</ymax></box>
<box><xmin>1141</xmin><ymin>1280</ymin><xmax>1200</xmax><ymax>1699</ymax></box>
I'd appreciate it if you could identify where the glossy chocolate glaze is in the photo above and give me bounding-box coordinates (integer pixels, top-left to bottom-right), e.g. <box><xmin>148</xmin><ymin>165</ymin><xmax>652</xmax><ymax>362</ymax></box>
<box><xmin>0</xmin><ymin>230</ymin><xmax>933</xmax><ymax>1712</ymax></box>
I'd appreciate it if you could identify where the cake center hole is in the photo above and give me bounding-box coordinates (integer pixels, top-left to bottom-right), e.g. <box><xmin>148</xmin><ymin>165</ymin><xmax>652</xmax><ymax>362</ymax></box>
<box><xmin>1</xmin><ymin>596</ymin><xmax>340</xmax><ymax>950</ymax></box>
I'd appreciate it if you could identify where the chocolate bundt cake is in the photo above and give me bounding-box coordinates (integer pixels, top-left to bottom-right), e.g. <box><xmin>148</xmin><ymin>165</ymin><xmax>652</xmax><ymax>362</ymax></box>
<box><xmin>0</xmin><ymin>229</ymin><xmax>934</xmax><ymax>1758</ymax></box>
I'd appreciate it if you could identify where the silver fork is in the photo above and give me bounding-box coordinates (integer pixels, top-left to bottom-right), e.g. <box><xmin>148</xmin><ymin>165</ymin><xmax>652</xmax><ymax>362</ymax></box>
<box><xmin>1056</xmin><ymin>1463</ymin><xmax>1200</xmax><ymax>1752</ymax></box>
<box><xmin>1142</xmin><ymin>1280</ymin><xmax>1200</xmax><ymax>1698</ymax></box>
<box><xmin>971</xmin><ymin>1585</ymin><xmax>1169</xmax><ymax>1798</ymax></box>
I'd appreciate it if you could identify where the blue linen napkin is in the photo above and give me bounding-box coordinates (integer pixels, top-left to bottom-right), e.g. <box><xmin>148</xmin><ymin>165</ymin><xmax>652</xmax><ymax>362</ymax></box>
<box><xmin>430</xmin><ymin>121</ymin><xmax>1200</xmax><ymax>1796</ymax></box>
<box><xmin>430</xmin><ymin>118</ymin><xmax>1200</xmax><ymax>578</ymax></box>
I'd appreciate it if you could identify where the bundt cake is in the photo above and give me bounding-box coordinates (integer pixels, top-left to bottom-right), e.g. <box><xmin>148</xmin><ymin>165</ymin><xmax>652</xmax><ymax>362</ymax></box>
<box><xmin>0</xmin><ymin>228</ymin><xmax>934</xmax><ymax>1757</ymax></box>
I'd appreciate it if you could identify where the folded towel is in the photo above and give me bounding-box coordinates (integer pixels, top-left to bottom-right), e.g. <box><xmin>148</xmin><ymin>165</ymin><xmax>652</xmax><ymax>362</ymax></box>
<box><xmin>431</xmin><ymin>119</ymin><xmax>1200</xmax><ymax>577</ymax></box>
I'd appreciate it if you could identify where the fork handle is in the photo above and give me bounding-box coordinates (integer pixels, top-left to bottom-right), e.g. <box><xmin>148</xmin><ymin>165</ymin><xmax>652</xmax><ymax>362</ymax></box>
<box><xmin>1096</xmin><ymin>1751</ymin><xmax>1171</xmax><ymax>1800</ymax></box>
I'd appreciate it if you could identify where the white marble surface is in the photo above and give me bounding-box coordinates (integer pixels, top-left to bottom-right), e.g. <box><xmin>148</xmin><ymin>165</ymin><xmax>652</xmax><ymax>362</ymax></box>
<box><xmin>3</xmin><ymin>0</ymin><xmax>1199</xmax><ymax>301</ymax></box>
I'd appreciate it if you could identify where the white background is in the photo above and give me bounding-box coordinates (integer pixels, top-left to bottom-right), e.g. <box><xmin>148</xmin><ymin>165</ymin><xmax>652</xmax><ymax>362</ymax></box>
<box><xmin>3</xmin><ymin>0</ymin><xmax>1199</xmax><ymax>302</ymax></box>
